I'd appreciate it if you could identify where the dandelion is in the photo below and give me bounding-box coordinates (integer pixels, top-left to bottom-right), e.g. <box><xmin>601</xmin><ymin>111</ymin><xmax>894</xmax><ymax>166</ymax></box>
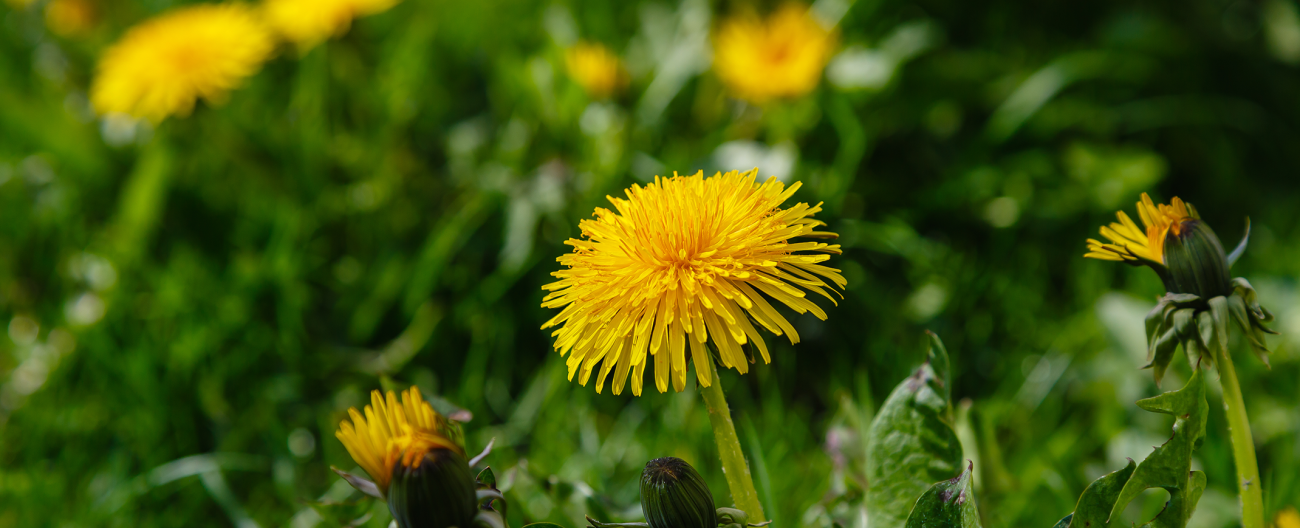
<box><xmin>90</xmin><ymin>4</ymin><xmax>274</xmax><ymax>122</ymax></box>
<box><xmin>540</xmin><ymin>169</ymin><xmax>845</xmax><ymax>396</ymax></box>
<box><xmin>262</xmin><ymin>0</ymin><xmax>400</xmax><ymax>50</ymax></box>
<box><xmin>1085</xmin><ymin>192</ymin><xmax>1277</xmax><ymax>528</ymax></box>
<box><xmin>45</xmin><ymin>0</ymin><xmax>96</xmax><ymax>37</ymax></box>
<box><xmin>713</xmin><ymin>4</ymin><xmax>835</xmax><ymax>104</ymax></box>
<box><xmin>565</xmin><ymin>41</ymin><xmax>628</xmax><ymax>99</ymax></box>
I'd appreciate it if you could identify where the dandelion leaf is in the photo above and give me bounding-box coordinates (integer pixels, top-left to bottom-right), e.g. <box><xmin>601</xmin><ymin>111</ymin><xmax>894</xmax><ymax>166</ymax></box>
<box><xmin>903</xmin><ymin>463</ymin><xmax>982</xmax><ymax>528</ymax></box>
<box><xmin>866</xmin><ymin>332</ymin><xmax>963</xmax><ymax>528</ymax></box>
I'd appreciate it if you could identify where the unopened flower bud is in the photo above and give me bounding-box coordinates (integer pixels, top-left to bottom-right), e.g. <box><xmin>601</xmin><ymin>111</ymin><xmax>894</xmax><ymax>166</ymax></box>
<box><xmin>640</xmin><ymin>457</ymin><xmax>717</xmax><ymax>528</ymax></box>
<box><xmin>387</xmin><ymin>448</ymin><xmax>478</xmax><ymax>528</ymax></box>
<box><xmin>1162</xmin><ymin>219</ymin><xmax>1231</xmax><ymax>299</ymax></box>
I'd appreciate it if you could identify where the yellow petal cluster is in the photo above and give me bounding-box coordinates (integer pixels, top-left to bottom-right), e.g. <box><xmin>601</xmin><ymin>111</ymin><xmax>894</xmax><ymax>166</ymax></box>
<box><xmin>1086</xmin><ymin>193</ymin><xmax>1197</xmax><ymax>265</ymax></box>
<box><xmin>335</xmin><ymin>386</ymin><xmax>463</xmax><ymax>494</ymax></box>
<box><xmin>90</xmin><ymin>4</ymin><xmax>275</xmax><ymax>122</ymax></box>
<box><xmin>541</xmin><ymin>169</ymin><xmax>846</xmax><ymax>396</ymax></box>
<box><xmin>565</xmin><ymin>42</ymin><xmax>628</xmax><ymax>99</ymax></box>
<box><xmin>262</xmin><ymin>0</ymin><xmax>399</xmax><ymax>50</ymax></box>
<box><xmin>713</xmin><ymin>4</ymin><xmax>835</xmax><ymax>104</ymax></box>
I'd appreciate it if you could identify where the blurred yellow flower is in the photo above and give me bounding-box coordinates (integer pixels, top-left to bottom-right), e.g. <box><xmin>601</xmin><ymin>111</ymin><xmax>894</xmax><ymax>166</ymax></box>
<box><xmin>1276</xmin><ymin>507</ymin><xmax>1300</xmax><ymax>528</ymax></box>
<box><xmin>45</xmin><ymin>0</ymin><xmax>96</xmax><ymax>37</ymax></box>
<box><xmin>565</xmin><ymin>42</ymin><xmax>628</xmax><ymax>98</ymax></box>
<box><xmin>713</xmin><ymin>4</ymin><xmax>835</xmax><ymax>103</ymax></box>
<box><xmin>262</xmin><ymin>0</ymin><xmax>400</xmax><ymax>50</ymax></box>
<box><xmin>335</xmin><ymin>386</ymin><xmax>464</xmax><ymax>495</ymax></box>
<box><xmin>1085</xmin><ymin>193</ymin><xmax>1196</xmax><ymax>265</ymax></box>
<box><xmin>91</xmin><ymin>4</ymin><xmax>274</xmax><ymax>122</ymax></box>
<box><xmin>541</xmin><ymin>169</ymin><xmax>845</xmax><ymax>396</ymax></box>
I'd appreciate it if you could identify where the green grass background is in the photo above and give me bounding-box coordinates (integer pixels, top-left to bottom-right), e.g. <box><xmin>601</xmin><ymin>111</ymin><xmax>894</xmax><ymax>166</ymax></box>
<box><xmin>2</xmin><ymin>0</ymin><xmax>1299</xmax><ymax>526</ymax></box>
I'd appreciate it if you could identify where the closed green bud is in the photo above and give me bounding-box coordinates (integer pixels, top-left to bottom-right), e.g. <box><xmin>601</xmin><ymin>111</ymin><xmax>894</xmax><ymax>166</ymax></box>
<box><xmin>387</xmin><ymin>448</ymin><xmax>479</xmax><ymax>528</ymax></box>
<box><xmin>1163</xmin><ymin>219</ymin><xmax>1231</xmax><ymax>299</ymax></box>
<box><xmin>640</xmin><ymin>457</ymin><xmax>717</xmax><ymax>528</ymax></box>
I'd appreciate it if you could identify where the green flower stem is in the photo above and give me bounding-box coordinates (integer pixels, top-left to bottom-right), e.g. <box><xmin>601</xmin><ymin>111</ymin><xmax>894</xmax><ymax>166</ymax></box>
<box><xmin>698</xmin><ymin>359</ymin><xmax>766</xmax><ymax>523</ymax></box>
<box><xmin>1214</xmin><ymin>343</ymin><xmax>1264</xmax><ymax>528</ymax></box>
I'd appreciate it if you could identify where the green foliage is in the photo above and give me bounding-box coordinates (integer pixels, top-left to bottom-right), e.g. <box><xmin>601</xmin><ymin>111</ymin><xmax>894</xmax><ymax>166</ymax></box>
<box><xmin>903</xmin><ymin>464</ymin><xmax>981</xmax><ymax>528</ymax></box>
<box><xmin>866</xmin><ymin>333</ymin><xmax>963</xmax><ymax>528</ymax></box>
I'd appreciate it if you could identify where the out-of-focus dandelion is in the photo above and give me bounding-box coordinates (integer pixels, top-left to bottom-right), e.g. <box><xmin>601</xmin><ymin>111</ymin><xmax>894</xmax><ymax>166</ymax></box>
<box><xmin>713</xmin><ymin>4</ymin><xmax>835</xmax><ymax>104</ymax></box>
<box><xmin>565</xmin><ymin>41</ymin><xmax>628</xmax><ymax>99</ymax></box>
<box><xmin>262</xmin><ymin>0</ymin><xmax>400</xmax><ymax>50</ymax></box>
<box><xmin>1085</xmin><ymin>192</ymin><xmax>1276</xmax><ymax>528</ymax></box>
<box><xmin>334</xmin><ymin>387</ymin><xmax>478</xmax><ymax>528</ymax></box>
<box><xmin>90</xmin><ymin>4</ymin><xmax>274</xmax><ymax>122</ymax></box>
<box><xmin>541</xmin><ymin>169</ymin><xmax>844</xmax><ymax>396</ymax></box>
<box><xmin>45</xmin><ymin>0</ymin><xmax>96</xmax><ymax>37</ymax></box>
<box><xmin>1276</xmin><ymin>507</ymin><xmax>1300</xmax><ymax>528</ymax></box>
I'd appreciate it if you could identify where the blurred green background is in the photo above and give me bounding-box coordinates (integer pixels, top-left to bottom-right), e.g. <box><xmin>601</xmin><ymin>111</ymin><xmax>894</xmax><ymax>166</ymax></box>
<box><xmin>2</xmin><ymin>0</ymin><xmax>1299</xmax><ymax>526</ymax></box>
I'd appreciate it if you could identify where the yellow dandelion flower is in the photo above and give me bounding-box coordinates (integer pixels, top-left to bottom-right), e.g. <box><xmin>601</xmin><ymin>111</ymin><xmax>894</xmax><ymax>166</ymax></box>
<box><xmin>713</xmin><ymin>4</ymin><xmax>835</xmax><ymax>104</ymax></box>
<box><xmin>262</xmin><ymin>0</ymin><xmax>399</xmax><ymax>50</ymax></box>
<box><xmin>335</xmin><ymin>386</ymin><xmax>464</xmax><ymax>494</ymax></box>
<box><xmin>565</xmin><ymin>42</ymin><xmax>628</xmax><ymax>99</ymax></box>
<box><xmin>540</xmin><ymin>169</ymin><xmax>846</xmax><ymax>396</ymax></box>
<box><xmin>45</xmin><ymin>0</ymin><xmax>96</xmax><ymax>37</ymax></box>
<box><xmin>1085</xmin><ymin>192</ymin><xmax>1197</xmax><ymax>265</ymax></box>
<box><xmin>90</xmin><ymin>4</ymin><xmax>274</xmax><ymax>123</ymax></box>
<box><xmin>1276</xmin><ymin>507</ymin><xmax>1300</xmax><ymax>528</ymax></box>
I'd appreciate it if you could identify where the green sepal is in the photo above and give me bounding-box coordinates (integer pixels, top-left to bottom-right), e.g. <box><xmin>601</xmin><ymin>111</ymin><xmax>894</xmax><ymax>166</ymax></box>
<box><xmin>1163</xmin><ymin>220</ymin><xmax>1232</xmax><ymax>299</ymax></box>
<box><xmin>387</xmin><ymin>448</ymin><xmax>480</xmax><ymax>528</ymax></box>
<box><xmin>865</xmin><ymin>332</ymin><xmax>963</xmax><ymax>528</ymax></box>
<box><xmin>902</xmin><ymin>462</ymin><xmax>982</xmax><ymax>528</ymax></box>
<box><xmin>1226</xmin><ymin>218</ymin><xmax>1250</xmax><ymax>268</ymax></box>
<box><xmin>640</xmin><ymin>457</ymin><xmax>717</xmax><ymax>528</ymax></box>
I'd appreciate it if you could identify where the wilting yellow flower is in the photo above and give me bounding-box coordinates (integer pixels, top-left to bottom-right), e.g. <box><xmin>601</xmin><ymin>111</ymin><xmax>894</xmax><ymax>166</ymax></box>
<box><xmin>541</xmin><ymin>169</ymin><xmax>845</xmax><ymax>396</ymax></box>
<box><xmin>335</xmin><ymin>386</ymin><xmax>464</xmax><ymax>494</ymax></box>
<box><xmin>713</xmin><ymin>4</ymin><xmax>835</xmax><ymax>104</ymax></box>
<box><xmin>45</xmin><ymin>0</ymin><xmax>96</xmax><ymax>37</ymax></box>
<box><xmin>1276</xmin><ymin>507</ymin><xmax>1300</xmax><ymax>528</ymax></box>
<box><xmin>91</xmin><ymin>4</ymin><xmax>274</xmax><ymax>122</ymax></box>
<box><xmin>1086</xmin><ymin>193</ymin><xmax>1197</xmax><ymax>265</ymax></box>
<box><xmin>565</xmin><ymin>42</ymin><xmax>628</xmax><ymax>98</ymax></box>
<box><xmin>262</xmin><ymin>0</ymin><xmax>399</xmax><ymax>49</ymax></box>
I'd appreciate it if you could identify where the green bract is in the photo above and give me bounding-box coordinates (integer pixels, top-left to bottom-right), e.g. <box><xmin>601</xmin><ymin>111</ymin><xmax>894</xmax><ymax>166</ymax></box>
<box><xmin>387</xmin><ymin>448</ymin><xmax>479</xmax><ymax>528</ymax></box>
<box><xmin>640</xmin><ymin>457</ymin><xmax>718</xmax><ymax>528</ymax></box>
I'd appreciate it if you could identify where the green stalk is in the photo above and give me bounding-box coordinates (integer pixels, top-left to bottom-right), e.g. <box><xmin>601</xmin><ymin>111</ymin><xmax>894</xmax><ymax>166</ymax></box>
<box><xmin>698</xmin><ymin>359</ymin><xmax>766</xmax><ymax>523</ymax></box>
<box><xmin>1214</xmin><ymin>343</ymin><xmax>1264</xmax><ymax>528</ymax></box>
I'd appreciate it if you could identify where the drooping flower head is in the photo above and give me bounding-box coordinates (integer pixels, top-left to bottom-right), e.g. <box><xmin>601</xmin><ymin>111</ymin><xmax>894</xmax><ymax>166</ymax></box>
<box><xmin>541</xmin><ymin>169</ymin><xmax>845</xmax><ymax>396</ymax></box>
<box><xmin>262</xmin><ymin>0</ymin><xmax>400</xmax><ymax>50</ymax></box>
<box><xmin>565</xmin><ymin>41</ymin><xmax>628</xmax><ymax>99</ymax></box>
<box><xmin>713</xmin><ymin>4</ymin><xmax>835</xmax><ymax>104</ymax></box>
<box><xmin>1084</xmin><ymin>193</ymin><xmax>1277</xmax><ymax>384</ymax></box>
<box><xmin>335</xmin><ymin>386</ymin><xmax>464</xmax><ymax>494</ymax></box>
<box><xmin>90</xmin><ymin>4</ymin><xmax>275</xmax><ymax>122</ymax></box>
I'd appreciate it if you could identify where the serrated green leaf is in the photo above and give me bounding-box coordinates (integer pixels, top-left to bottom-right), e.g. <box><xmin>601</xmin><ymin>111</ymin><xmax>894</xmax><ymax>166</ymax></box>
<box><xmin>1106</xmin><ymin>369</ymin><xmax>1208</xmax><ymax>528</ymax></box>
<box><xmin>866</xmin><ymin>333</ymin><xmax>963</xmax><ymax>528</ymax></box>
<box><xmin>1065</xmin><ymin>459</ymin><xmax>1136</xmax><ymax>528</ymax></box>
<box><xmin>903</xmin><ymin>463</ymin><xmax>981</xmax><ymax>528</ymax></box>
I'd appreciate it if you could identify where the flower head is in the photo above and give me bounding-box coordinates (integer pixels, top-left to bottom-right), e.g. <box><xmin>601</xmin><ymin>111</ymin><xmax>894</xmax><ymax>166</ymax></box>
<box><xmin>90</xmin><ymin>4</ymin><xmax>274</xmax><ymax>122</ymax></box>
<box><xmin>262</xmin><ymin>0</ymin><xmax>400</xmax><ymax>50</ymax></box>
<box><xmin>565</xmin><ymin>42</ymin><xmax>628</xmax><ymax>99</ymax></box>
<box><xmin>1085</xmin><ymin>193</ymin><xmax>1197</xmax><ymax>266</ymax></box>
<box><xmin>713</xmin><ymin>4</ymin><xmax>835</xmax><ymax>104</ymax></box>
<box><xmin>541</xmin><ymin>169</ymin><xmax>845</xmax><ymax>396</ymax></box>
<box><xmin>335</xmin><ymin>386</ymin><xmax>464</xmax><ymax>494</ymax></box>
<box><xmin>640</xmin><ymin>457</ymin><xmax>717</xmax><ymax>528</ymax></box>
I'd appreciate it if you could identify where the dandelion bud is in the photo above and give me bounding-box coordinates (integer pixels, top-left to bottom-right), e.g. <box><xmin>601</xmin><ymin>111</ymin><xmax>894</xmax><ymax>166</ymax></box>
<box><xmin>1162</xmin><ymin>219</ymin><xmax>1231</xmax><ymax>299</ymax></box>
<box><xmin>387</xmin><ymin>448</ymin><xmax>478</xmax><ymax>528</ymax></box>
<box><xmin>640</xmin><ymin>457</ymin><xmax>717</xmax><ymax>528</ymax></box>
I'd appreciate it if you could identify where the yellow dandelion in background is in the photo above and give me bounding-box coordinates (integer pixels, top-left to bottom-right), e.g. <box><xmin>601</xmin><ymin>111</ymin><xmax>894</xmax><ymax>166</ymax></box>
<box><xmin>541</xmin><ymin>169</ymin><xmax>846</xmax><ymax>396</ymax></box>
<box><xmin>1085</xmin><ymin>192</ymin><xmax>1197</xmax><ymax>265</ymax></box>
<box><xmin>91</xmin><ymin>4</ymin><xmax>274</xmax><ymax>123</ymax></box>
<box><xmin>565</xmin><ymin>41</ymin><xmax>628</xmax><ymax>99</ymax></box>
<box><xmin>713</xmin><ymin>4</ymin><xmax>835</xmax><ymax>104</ymax></box>
<box><xmin>262</xmin><ymin>0</ymin><xmax>400</xmax><ymax>50</ymax></box>
<box><xmin>1276</xmin><ymin>507</ymin><xmax>1300</xmax><ymax>528</ymax></box>
<box><xmin>45</xmin><ymin>0</ymin><xmax>97</xmax><ymax>37</ymax></box>
<box><xmin>335</xmin><ymin>386</ymin><xmax>464</xmax><ymax>494</ymax></box>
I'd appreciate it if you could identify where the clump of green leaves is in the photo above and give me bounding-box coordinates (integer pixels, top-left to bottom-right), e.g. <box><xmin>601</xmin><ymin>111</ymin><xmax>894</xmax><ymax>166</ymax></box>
<box><xmin>866</xmin><ymin>333</ymin><xmax>1210</xmax><ymax>528</ymax></box>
